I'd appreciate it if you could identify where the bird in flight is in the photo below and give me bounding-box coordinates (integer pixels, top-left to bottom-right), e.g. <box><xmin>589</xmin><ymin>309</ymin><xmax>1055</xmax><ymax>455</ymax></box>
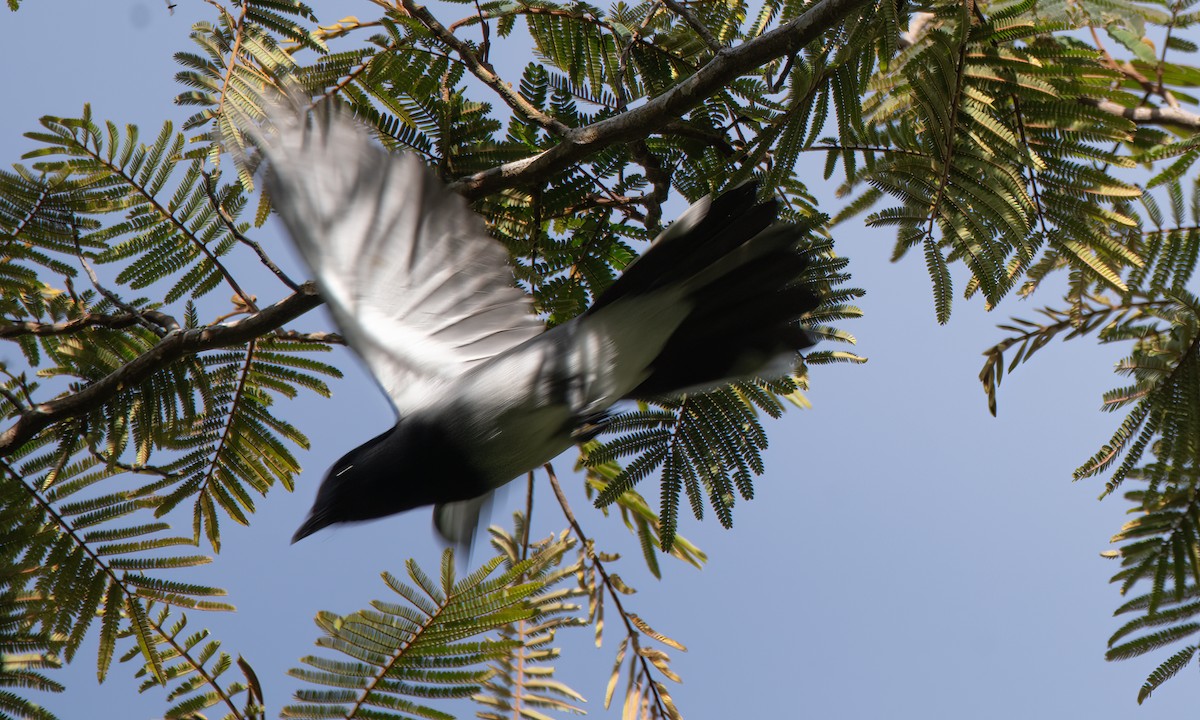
<box><xmin>252</xmin><ymin>102</ymin><xmax>820</xmax><ymax>545</ymax></box>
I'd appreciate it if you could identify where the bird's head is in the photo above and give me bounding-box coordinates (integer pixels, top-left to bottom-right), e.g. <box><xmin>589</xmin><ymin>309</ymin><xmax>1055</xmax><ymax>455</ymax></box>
<box><xmin>290</xmin><ymin>419</ymin><xmax>489</xmax><ymax>543</ymax></box>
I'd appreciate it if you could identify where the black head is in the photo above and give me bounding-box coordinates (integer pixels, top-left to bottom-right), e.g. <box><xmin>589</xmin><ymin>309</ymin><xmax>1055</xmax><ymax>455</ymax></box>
<box><xmin>291</xmin><ymin>419</ymin><xmax>490</xmax><ymax>543</ymax></box>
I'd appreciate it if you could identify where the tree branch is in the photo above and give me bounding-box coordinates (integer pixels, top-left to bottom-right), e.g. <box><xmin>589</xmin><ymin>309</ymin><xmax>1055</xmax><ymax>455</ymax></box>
<box><xmin>270</xmin><ymin>329</ymin><xmax>345</xmax><ymax>345</ymax></box>
<box><xmin>0</xmin><ymin>312</ymin><xmax>175</xmax><ymax>339</ymax></box>
<box><xmin>659</xmin><ymin>0</ymin><xmax>722</xmax><ymax>53</ymax></box>
<box><xmin>401</xmin><ymin>0</ymin><xmax>574</xmax><ymax>138</ymax></box>
<box><xmin>1081</xmin><ymin>97</ymin><xmax>1200</xmax><ymax>130</ymax></box>
<box><xmin>448</xmin><ymin>0</ymin><xmax>872</xmax><ymax>200</ymax></box>
<box><xmin>0</xmin><ymin>283</ymin><xmax>323</xmax><ymax>457</ymax></box>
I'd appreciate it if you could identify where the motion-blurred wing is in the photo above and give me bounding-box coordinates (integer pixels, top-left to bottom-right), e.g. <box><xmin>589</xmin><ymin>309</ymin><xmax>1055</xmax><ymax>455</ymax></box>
<box><xmin>255</xmin><ymin>102</ymin><xmax>544</xmax><ymax>409</ymax></box>
<box><xmin>433</xmin><ymin>492</ymin><xmax>494</xmax><ymax>552</ymax></box>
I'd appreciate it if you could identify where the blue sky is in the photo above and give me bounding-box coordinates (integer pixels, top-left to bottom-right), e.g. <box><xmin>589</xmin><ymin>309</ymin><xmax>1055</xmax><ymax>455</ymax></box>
<box><xmin>3</xmin><ymin>1</ymin><xmax>1198</xmax><ymax>718</ymax></box>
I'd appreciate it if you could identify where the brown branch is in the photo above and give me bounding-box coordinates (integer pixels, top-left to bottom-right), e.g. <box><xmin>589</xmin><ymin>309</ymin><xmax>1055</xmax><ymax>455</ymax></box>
<box><xmin>216</xmin><ymin>1</ymin><xmax>254</xmax><ymax>138</ymax></box>
<box><xmin>0</xmin><ymin>283</ymin><xmax>323</xmax><ymax>457</ymax></box>
<box><xmin>629</xmin><ymin>141</ymin><xmax>670</xmax><ymax>229</ymax></box>
<box><xmin>270</xmin><ymin>329</ymin><xmax>345</xmax><ymax>345</ymax></box>
<box><xmin>0</xmin><ymin>311</ymin><xmax>180</xmax><ymax>340</ymax></box>
<box><xmin>1081</xmin><ymin>98</ymin><xmax>1200</xmax><ymax>130</ymax></box>
<box><xmin>401</xmin><ymin>0</ymin><xmax>574</xmax><ymax>138</ymax></box>
<box><xmin>449</xmin><ymin>0</ymin><xmax>871</xmax><ymax>200</ymax></box>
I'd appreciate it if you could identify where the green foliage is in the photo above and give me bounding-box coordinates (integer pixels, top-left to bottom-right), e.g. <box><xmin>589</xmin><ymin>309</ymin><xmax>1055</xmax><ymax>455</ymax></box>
<box><xmin>173</xmin><ymin>1</ymin><xmax>315</xmax><ymax>191</ymax></box>
<box><xmin>584</xmin><ymin>237</ymin><xmax>863</xmax><ymax>550</ymax></box>
<box><xmin>585</xmin><ymin>381</ymin><xmax>795</xmax><ymax>552</ymax></box>
<box><xmin>0</xmin><ymin>477</ymin><xmax>63</xmax><ymax>720</ymax></box>
<box><xmin>282</xmin><ymin>542</ymin><xmax>574</xmax><ymax>720</ymax></box>
<box><xmin>0</xmin><ymin>437</ymin><xmax>238</xmax><ymax>720</ymax></box>
<box><xmin>475</xmin><ymin>518</ymin><xmax>588</xmax><ymax>719</ymax></box>
<box><xmin>982</xmin><ymin>234</ymin><xmax>1200</xmax><ymax>697</ymax></box>
<box><xmin>121</xmin><ymin>608</ymin><xmax>265</xmax><ymax>720</ymax></box>
<box><xmin>7</xmin><ymin>0</ymin><xmax>1200</xmax><ymax>711</ymax></box>
<box><xmin>581</xmin><ymin>456</ymin><xmax>707</xmax><ymax>578</ymax></box>
<box><xmin>151</xmin><ymin>336</ymin><xmax>341</xmax><ymax>551</ymax></box>
<box><xmin>836</xmin><ymin>1</ymin><xmax>1142</xmax><ymax>322</ymax></box>
<box><xmin>24</xmin><ymin>107</ymin><xmax>249</xmax><ymax>303</ymax></box>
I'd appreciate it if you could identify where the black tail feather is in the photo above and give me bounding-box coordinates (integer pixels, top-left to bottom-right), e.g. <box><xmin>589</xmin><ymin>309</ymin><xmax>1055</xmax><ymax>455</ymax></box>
<box><xmin>627</xmin><ymin>282</ymin><xmax>817</xmax><ymax>397</ymax></box>
<box><xmin>589</xmin><ymin>184</ymin><xmax>776</xmax><ymax>313</ymax></box>
<box><xmin>595</xmin><ymin>183</ymin><xmax>819</xmax><ymax>398</ymax></box>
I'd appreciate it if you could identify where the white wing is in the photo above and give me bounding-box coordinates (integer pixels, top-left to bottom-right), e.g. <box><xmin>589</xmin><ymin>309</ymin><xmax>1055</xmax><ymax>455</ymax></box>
<box><xmin>256</xmin><ymin>103</ymin><xmax>544</xmax><ymax>410</ymax></box>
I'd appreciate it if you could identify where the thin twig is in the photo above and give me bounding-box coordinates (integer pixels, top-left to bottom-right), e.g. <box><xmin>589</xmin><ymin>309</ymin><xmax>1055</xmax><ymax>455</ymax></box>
<box><xmin>551</xmin><ymin>193</ymin><xmax>649</xmax><ymax>224</ymax></box>
<box><xmin>471</xmin><ymin>0</ymin><xmax>490</xmax><ymax>62</ymax></box>
<box><xmin>544</xmin><ymin>462</ymin><xmax>672</xmax><ymax>720</ymax></box>
<box><xmin>72</xmin><ymin>227</ymin><xmax>180</xmax><ymax>337</ymax></box>
<box><xmin>660</xmin><ymin>0</ymin><xmax>721</xmax><ymax>52</ymax></box>
<box><xmin>202</xmin><ymin>173</ymin><xmax>300</xmax><ymax>291</ymax></box>
<box><xmin>522</xmin><ymin>471</ymin><xmax>534</xmax><ymax>562</ymax></box>
<box><xmin>401</xmin><ymin>0</ymin><xmax>574</xmax><ymax>138</ymax></box>
<box><xmin>87</xmin><ymin>442</ymin><xmax>175</xmax><ymax>478</ymax></box>
<box><xmin>215</xmin><ymin>0</ymin><xmax>254</xmax><ymax>163</ymax></box>
<box><xmin>1087</xmin><ymin>24</ymin><xmax>1180</xmax><ymax>109</ymax></box>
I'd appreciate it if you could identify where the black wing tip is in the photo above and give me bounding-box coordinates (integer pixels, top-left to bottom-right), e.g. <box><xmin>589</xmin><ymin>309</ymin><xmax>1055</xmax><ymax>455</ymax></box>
<box><xmin>291</xmin><ymin>512</ymin><xmax>331</xmax><ymax>544</ymax></box>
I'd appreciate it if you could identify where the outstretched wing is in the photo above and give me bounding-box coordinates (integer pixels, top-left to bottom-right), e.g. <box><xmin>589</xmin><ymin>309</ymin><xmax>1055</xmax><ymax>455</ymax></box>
<box><xmin>255</xmin><ymin>102</ymin><xmax>544</xmax><ymax>410</ymax></box>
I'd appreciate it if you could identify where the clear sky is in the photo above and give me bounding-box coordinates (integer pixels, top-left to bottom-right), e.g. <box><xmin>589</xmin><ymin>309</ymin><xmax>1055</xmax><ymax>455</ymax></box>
<box><xmin>3</xmin><ymin>1</ymin><xmax>1199</xmax><ymax>718</ymax></box>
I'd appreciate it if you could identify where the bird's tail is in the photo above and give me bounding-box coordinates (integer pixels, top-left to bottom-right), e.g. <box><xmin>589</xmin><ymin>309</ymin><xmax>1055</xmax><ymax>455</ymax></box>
<box><xmin>588</xmin><ymin>183</ymin><xmax>819</xmax><ymax>398</ymax></box>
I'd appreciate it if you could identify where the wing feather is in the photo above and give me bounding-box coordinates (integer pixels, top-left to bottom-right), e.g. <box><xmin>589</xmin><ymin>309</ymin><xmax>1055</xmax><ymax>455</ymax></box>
<box><xmin>255</xmin><ymin>103</ymin><xmax>544</xmax><ymax>410</ymax></box>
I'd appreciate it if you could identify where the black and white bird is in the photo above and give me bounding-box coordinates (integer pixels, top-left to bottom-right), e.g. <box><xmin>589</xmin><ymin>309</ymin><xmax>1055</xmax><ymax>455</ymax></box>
<box><xmin>253</xmin><ymin>103</ymin><xmax>820</xmax><ymax>545</ymax></box>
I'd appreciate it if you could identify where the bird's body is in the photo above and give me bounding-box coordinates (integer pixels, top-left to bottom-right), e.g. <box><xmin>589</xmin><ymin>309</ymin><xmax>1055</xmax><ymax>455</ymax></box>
<box><xmin>252</xmin><ymin>102</ymin><xmax>820</xmax><ymax>544</ymax></box>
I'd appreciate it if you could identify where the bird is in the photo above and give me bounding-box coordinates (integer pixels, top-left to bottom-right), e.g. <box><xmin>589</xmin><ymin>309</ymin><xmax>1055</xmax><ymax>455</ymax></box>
<box><xmin>250</xmin><ymin>102</ymin><xmax>821</xmax><ymax>545</ymax></box>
